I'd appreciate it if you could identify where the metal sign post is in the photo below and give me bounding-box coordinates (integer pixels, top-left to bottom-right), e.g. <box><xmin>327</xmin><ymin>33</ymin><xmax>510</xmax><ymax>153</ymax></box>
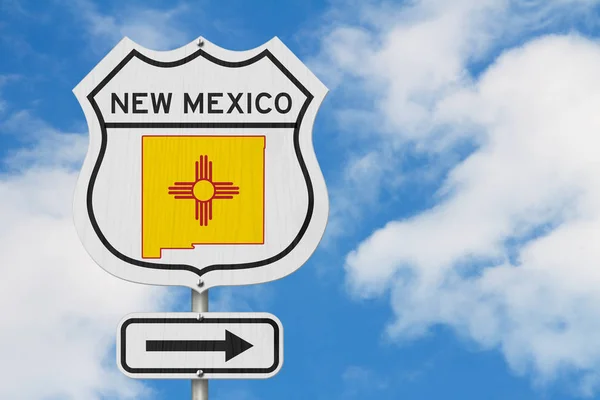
<box><xmin>192</xmin><ymin>290</ymin><xmax>208</xmax><ymax>400</ymax></box>
<box><xmin>73</xmin><ymin>36</ymin><xmax>327</xmax><ymax>397</ymax></box>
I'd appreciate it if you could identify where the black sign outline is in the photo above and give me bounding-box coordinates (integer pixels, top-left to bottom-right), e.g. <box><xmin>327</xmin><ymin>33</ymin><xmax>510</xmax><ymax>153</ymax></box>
<box><xmin>86</xmin><ymin>46</ymin><xmax>315</xmax><ymax>279</ymax></box>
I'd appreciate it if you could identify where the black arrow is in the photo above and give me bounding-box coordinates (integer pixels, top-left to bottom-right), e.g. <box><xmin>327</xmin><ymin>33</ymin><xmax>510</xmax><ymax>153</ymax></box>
<box><xmin>146</xmin><ymin>330</ymin><xmax>254</xmax><ymax>362</ymax></box>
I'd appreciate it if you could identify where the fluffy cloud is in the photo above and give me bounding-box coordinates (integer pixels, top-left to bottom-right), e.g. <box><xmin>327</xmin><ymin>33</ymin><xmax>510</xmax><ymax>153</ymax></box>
<box><xmin>0</xmin><ymin>115</ymin><xmax>174</xmax><ymax>399</ymax></box>
<box><xmin>71</xmin><ymin>0</ymin><xmax>192</xmax><ymax>51</ymax></box>
<box><xmin>317</xmin><ymin>0</ymin><xmax>600</xmax><ymax>393</ymax></box>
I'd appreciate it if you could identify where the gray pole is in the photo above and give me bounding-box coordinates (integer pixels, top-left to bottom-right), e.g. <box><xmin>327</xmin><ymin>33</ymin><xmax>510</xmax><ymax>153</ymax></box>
<box><xmin>192</xmin><ymin>289</ymin><xmax>208</xmax><ymax>400</ymax></box>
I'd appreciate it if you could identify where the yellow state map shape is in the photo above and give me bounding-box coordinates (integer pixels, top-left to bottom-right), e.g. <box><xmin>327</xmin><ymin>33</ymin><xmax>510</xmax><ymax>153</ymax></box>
<box><xmin>142</xmin><ymin>135</ymin><xmax>265</xmax><ymax>258</ymax></box>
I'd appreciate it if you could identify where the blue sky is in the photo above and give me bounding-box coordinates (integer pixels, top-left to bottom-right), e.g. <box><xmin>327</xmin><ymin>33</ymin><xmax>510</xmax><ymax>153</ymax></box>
<box><xmin>4</xmin><ymin>0</ymin><xmax>600</xmax><ymax>399</ymax></box>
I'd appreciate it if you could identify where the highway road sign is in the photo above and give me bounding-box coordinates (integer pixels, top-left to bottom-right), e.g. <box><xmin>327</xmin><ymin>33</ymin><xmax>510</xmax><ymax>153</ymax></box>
<box><xmin>117</xmin><ymin>312</ymin><xmax>283</xmax><ymax>379</ymax></box>
<box><xmin>72</xmin><ymin>36</ymin><xmax>329</xmax><ymax>292</ymax></box>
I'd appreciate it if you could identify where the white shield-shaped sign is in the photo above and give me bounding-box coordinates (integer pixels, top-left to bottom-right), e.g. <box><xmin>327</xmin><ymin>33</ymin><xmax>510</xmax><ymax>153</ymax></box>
<box><xmin>73</xmin><ymin>37</ymin><xmax>328</xmax><ymax>291</ymax></box>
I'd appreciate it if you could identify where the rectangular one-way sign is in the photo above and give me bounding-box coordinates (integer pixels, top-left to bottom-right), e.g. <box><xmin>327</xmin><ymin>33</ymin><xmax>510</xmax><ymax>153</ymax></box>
<box><xmin>117</xmin><ymin>312</ymin><xmax>283</xmax><ymax>379</ymax></box>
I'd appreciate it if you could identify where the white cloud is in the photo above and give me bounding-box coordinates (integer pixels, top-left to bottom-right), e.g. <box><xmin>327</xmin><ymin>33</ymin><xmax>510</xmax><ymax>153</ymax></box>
<box><xmin>71</xmin><ymin>0</ymin><xmax>192</xmax><ymax>51</ymax></box>
<box><xmin>1</xmin><ymin>110</ymin><xmax>88</xmax><ymax>169</ymax></box>
<box><xmin>317</xmin><ymin>0</ymin><xmax>600</xmax><ymax>145</ymax></box>
<box><xmin>323</xmin><ymin>150</ymin><xmax>397</xmax><ymax>245</ymax></box>
<box><xmin>0</xmin><ymin>114</ymin><xmax>174</xmax><ymax>399</ymax></box>
<box><xmin>316</xmin><ymin>0</ymin><xmax>600</xmax><ymax>393</ymax></box>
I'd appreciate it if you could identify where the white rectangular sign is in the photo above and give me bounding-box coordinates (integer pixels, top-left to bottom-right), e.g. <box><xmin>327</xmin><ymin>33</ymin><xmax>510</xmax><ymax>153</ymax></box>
<box><xmin>117</xmin><ymin>312</ymin><xmax>283</xmax><ymax>379</ymax></box>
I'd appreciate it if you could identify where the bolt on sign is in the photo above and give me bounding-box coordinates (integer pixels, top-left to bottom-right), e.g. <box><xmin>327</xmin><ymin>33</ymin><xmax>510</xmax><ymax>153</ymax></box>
<box><xmin>73</xmin><ymin>37</ymin><xmax>329</xmax><ymax>292</ymax></box>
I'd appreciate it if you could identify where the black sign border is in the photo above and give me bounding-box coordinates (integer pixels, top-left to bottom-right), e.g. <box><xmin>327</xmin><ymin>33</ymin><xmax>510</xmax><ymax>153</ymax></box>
<box><xmin>86</xmin><ymin>46</ymin><xmax>315</xmax><ymax>278</ymax></box>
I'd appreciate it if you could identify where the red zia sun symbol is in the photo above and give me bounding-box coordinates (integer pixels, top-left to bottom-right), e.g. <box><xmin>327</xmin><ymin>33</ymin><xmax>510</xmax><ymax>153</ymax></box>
<box><xmin>168</xmin><ymin>155</ymin><xmax>240</xmax><ymax>226</ymax></box>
